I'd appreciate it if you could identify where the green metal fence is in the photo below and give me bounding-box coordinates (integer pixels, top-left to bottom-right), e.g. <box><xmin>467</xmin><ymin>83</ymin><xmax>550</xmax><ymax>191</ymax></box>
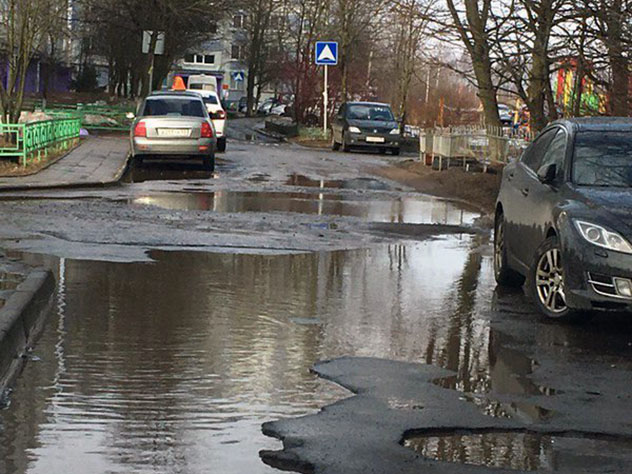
<box><xmin>30</xmin><ymin>101</ymin><xmax>135</xmax><ymax>131</ymax></box>
<box><xmin>0</xmin><ymin>117</ymin><xmax>81</xmax><ymax>166</ymax></box>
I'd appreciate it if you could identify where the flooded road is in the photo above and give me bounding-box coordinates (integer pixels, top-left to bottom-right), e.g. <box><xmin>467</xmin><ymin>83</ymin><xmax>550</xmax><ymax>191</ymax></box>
<box><xmin>0</xmin><ymin>235</ymin><xmax>492</xmax><ymax>474</ymax></box>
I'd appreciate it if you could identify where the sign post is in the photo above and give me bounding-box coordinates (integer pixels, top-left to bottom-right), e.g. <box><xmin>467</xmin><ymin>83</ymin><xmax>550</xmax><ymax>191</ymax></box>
<box><xmin>315</xmin><ymin>41</ymin><xmax>338</xmax><ymax>138</ymax></box>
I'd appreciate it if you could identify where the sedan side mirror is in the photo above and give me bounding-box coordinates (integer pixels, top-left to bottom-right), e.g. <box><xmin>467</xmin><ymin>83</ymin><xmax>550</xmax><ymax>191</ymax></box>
<box><xmin>537</xmin><ymin>163</ymin><xmax>557</xmax><ymax>184</ymax></box>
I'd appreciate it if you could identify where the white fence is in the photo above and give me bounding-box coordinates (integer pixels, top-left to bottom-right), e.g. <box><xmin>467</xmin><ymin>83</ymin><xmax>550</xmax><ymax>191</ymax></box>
<box><xmin>419</xmin><ymin>126</ymin><xmax>534</xmax><ymax>169</ymax></box>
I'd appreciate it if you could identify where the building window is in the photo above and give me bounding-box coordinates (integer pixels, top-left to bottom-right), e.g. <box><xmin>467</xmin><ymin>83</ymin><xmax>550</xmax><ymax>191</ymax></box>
<box><xmin>184</xmin><ymin>54</ymin><xmax>216</xmax><ymax>65</ymax></box>
<box><xmin>233</xmin><ymin>15</ymin><xmax>244</xmax><ymax>28</ymax></box>
<box><xmin>231</xmin><ymin>44</ymin><xmax>243</xmax><ymax>60</ymax></box>
<box><xmin>209</xmin><ymin>22</ymin><xmax>218</xmax><ymax>34</ymax></box>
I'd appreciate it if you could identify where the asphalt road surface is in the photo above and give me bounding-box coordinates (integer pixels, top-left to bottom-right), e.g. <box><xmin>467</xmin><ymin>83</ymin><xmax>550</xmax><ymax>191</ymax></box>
<box><xmin>0</xmin><ymin>119</ymin><xmax>631</xmax><ymax>474</ymax></box>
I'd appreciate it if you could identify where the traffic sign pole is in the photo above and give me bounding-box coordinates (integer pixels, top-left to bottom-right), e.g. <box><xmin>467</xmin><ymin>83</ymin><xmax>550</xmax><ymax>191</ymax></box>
<box><xmin>323</xmin><ymin>65</ymin><xmax>328</xmax><ymax>137</ymax></box>
<box><xmin>315</xmin><ymin>41</ymin><xmax>337</xmax><ymax>138</ymax></box>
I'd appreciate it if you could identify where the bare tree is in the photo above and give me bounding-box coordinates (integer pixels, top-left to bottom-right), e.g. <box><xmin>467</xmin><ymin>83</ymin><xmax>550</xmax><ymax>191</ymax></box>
<box><xmin>445</xmin><ymin>0</ymin><xmax>503</xmax><ymax>127</ymax></box>
<box><xmin>493</xmin><ymin>0</ymin><xmax>568</xmax><ymax>130</ymax></box>
<box><xmin>0</xmin><ymin>0</ymin><xmax>68</xmax><ymax>123</ymax></box>
<box><xmin>332</xmin><ymin>0</ymin><xmax>387</xmax><ymax>100</ymax></box>
<box><xmin>578</xmin><ymin>0</ymin><xmax>631</xmax><ymax>115</ymax></box>
<box><xmin>387</xmin><ymin>0</ymin><xmax>437</xmax><ymax>125</ymax></box>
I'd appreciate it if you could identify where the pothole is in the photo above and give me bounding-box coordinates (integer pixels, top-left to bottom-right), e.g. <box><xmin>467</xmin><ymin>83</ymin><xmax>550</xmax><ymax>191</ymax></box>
<box><xmin>285</xmin><ymin>174</ymin><xmax>393</xmax><ymax>191</ymax></box>
<box><xmin>128</xmin><ymin>191</ymin><xmax>478</xmax><ymax>225</ymax></box>
<box><xmin>403</xmin><ymin>429</ymin><xmax>632</xmax><ymax>472</ymax></box>
<box><xmin>430</xmin><ymin>331</ymin><xmax>562</xmax><ymax>422</ymax></box>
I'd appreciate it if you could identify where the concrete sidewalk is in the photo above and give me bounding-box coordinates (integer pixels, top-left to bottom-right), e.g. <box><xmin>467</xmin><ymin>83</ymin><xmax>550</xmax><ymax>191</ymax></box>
<box><xmin>0</xmin><ymin>136</ymin><xmax>129</xmax><ymax>191</ymax></box>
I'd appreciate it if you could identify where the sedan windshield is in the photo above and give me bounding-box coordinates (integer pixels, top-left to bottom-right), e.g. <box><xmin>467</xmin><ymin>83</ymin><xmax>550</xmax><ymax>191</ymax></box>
<box><xmin>143</xmin><ymin>98</ymin><xmax>206</xmax><ymax>117</ymax></box>
<box><xmin>347</xmin><ymin>104</ymin><xmax>394</xmax><ymax>121</ymax></box>
<box><xmin>573</xmin><ymin>131</ymin><xmax>632</xmax><ymax>186</ymax></box>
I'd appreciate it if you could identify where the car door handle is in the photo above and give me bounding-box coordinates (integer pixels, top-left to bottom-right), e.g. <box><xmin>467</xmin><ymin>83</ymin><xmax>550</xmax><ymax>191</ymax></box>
<box><xmin>521</xmin><ymin>188</ymin><xmax>530</xmax><ymax>197</ymax></box>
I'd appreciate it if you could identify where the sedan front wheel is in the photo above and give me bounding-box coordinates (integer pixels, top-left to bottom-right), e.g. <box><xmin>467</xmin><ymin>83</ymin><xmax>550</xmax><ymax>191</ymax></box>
<box><xmin>530</xmin><ymin>236</ymin><xmax>586</xmax><ymax>322</ymax></box>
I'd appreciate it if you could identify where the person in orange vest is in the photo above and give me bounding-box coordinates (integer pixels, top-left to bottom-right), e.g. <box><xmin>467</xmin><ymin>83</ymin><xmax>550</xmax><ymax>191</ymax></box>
<box><xmin>172</xmin><ymin>76</ymin><xmax>186</xmax><ymax>91</ymax></box>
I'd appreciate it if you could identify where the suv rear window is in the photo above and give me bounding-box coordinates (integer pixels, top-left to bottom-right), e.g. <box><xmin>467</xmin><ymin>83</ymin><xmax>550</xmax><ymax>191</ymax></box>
<box><xmin>573</xmin><ymin>131</ymin><xmax>632</xmax><ymax>186</ymax></box>
<box><xmin>143</xmin><ymin>98</ymin><xmax>205</xmax><ymax>117</ymax></box>
<box><xmin>204</xmin><ymin>96</ymin><xmax>218</xmax><ymax>105</ymax></box>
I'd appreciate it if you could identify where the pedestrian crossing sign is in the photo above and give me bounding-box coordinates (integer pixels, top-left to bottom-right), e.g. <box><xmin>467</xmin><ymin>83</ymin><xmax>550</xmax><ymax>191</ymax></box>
<box><xmin>315</xmin><ymin>42</ymin><xmax>338</xmax><ymax>65</ymax></box>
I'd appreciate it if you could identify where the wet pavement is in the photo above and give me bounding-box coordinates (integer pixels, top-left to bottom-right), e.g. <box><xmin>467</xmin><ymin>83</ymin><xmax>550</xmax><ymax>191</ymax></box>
<box><xmin>0</xmin><ymin>121</ymin><xmax>631</xmax><ymax>474</ymax></box>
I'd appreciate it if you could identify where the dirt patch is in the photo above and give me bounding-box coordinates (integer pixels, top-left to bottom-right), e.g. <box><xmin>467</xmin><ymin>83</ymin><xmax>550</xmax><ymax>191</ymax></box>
<box><xmin>0</xmin><ymin>140</ymin><xmax>80</xmax><ymax>177</ymax></box>
<box><xmin>376</xmin><ymin>160</ymin><xmax>502</xmax><ymax>215</ymax></box>
<box><xmin>289</xmin><ymin>136</ymin><xmax>330</xmax><ymax>149</ymax></box>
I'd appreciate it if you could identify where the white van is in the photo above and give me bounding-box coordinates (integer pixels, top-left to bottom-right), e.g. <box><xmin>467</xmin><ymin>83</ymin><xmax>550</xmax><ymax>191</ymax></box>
<box><xmin>187</xmin><ymin>74</ymin><xmax>218</xmax><ymax>93</ymax></box>
<box><xmin>188</xmin><ymin>89</ymin><xmax>227</xmax><ymax>152</ymax></box>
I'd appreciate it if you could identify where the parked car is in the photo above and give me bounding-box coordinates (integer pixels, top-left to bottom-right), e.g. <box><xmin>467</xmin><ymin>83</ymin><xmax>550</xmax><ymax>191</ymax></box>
<box><xmin>498</xmin><ymin>104</ymin><xmax>514</xmax><ymax>125</ymax></box>
<box><xmin>257</xmin><ymin>98</ymin><xmax>281</xmax><ymax>115</ymax></box>
<box><xmin>129</xmin><ymin>91</ymin><xmax>216</xmax><ymax>171</ymax></box>
<box><xmin>190</xmin><ymin>89</ymin><xmax>227</xmax><ymax>152</ymax></box>
<box><xmin>494</xmin><ymin>117</ymin><xmax>632</xmax><ymax>320</ymax></box>
<box><xmin>331</xmin><ymin>102</ymin><xmax>401</xmax><ymax>155</ymax></box>
<box><xmin>269</xmin><ymin>103</ymin><xmax>292</xmax><ymax>116</ymax></box>
<box><xmin>238</xmin><ymin>96</ymin><xmax>248</xmax><ymax>114</ymax></box>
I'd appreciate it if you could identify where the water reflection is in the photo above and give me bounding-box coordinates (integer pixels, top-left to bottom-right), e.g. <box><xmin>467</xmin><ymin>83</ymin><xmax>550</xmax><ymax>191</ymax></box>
<box><xmin>129</xmin><ymin>191</ymin><xmax>478</xmax><ymax>226</ymax></box>
<box><xmin>404</xmin><ymin>431</ymin><xmax>632</xmax><ymax>472</ymax></box>
<box><xmin>0</xmin><ymin>236</ymin><xmax>488</xmax><ymax>474</ymax></box>
<box><xmin>123</xmin><ymin>162</ymin><xmax>214</xmax><ymax>183</ymax></box>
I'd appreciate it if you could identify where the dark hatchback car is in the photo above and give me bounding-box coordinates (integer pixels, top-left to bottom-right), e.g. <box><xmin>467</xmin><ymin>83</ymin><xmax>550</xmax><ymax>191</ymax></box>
<box><xmin>495</xmin><ymin>117</ymin><xmax>632</xmax><ymax>320</ymax></box>
<box><xmin>331</xmin><ymin>102</ymin><xmax>401</xmax><ymax>155</ymax></box>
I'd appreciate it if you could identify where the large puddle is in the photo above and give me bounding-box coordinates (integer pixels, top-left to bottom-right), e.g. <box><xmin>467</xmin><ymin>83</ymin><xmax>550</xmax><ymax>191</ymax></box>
<box><xmin>129</xmin><ymin>191</ymin><xmax>478</xmax><ymax>226</ymax></box>
<box><xmin>2</xmin><ymin>235</ymin><xmax>631</xmax><ymax>473</ymax></box>
<box><xmin>0</xmin><ymin>236</ymin><xmax>497</xmax><ymax>473</ymax></box>
<box><xmin>404</xmin><ymin>430</ymin><xmax>632</xmax><ymax>472</ymax></box>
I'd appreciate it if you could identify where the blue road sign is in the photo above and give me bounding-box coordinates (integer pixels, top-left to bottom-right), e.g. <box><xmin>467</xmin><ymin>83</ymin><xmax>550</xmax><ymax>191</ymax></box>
<box><xmin>315</xmin><ymin>42</ymin><xmax>338</xmax><ymax>66</ymax></box>
<box><xmin>232</xmin><ymin>71</ymin><xmax>245</xmax><ymax>81</ymax></box>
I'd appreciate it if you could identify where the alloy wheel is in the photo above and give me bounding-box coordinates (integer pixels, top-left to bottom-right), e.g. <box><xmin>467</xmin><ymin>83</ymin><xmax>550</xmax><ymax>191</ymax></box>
<box><xmin>535</xmin><ymin>248</ymin><xmax>567</xmax><ymax>314</ymax></box>
<box><xmin>494</xmin><ymin>220</ymin><xmax>504</xmax><ymax>276</ymax></box>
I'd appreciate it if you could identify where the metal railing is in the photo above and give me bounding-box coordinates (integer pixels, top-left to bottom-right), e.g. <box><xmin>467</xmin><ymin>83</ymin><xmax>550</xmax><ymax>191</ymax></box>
<box><xmin>23</xmin><ymin>99</ymin><xmax>135</xmax><ymax>131</ymax></box>
<box><xmin>0</xmin><ymin>117</ymin><xmax>81</xmax><ymax>166</ymax></box>
<box><xmin>420</xmin><ymin>126</ymin><xmax>535</xmax><ymax>170</ymax></box>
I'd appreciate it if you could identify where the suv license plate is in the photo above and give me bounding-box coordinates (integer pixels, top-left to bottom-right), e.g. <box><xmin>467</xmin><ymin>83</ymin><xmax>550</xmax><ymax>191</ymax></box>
<box><xmin>366</xmin><ymin>136</ymin><xmax>385</xmax><ymax>143</ymax></box>
<box><xmin>158</xmin><ymin>128</ymin><xmax>189</xmax><ymax>138</ymax></box>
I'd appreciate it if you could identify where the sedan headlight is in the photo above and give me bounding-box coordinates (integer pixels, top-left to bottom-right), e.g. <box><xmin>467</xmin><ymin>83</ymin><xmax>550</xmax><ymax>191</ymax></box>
<box><xmin>348</xmin><ymin>126</ymin><xmax>361</xmax><ymax>134</ymax></box>
<box><xmin>390</xmin><ymin>128</ymin><xmax>400</xmax><ymax>135</ymax></box>
<box><xmin>574</xmin><ymin>220</ymin><xmax>632</xmax><ymax>254</ymax></box>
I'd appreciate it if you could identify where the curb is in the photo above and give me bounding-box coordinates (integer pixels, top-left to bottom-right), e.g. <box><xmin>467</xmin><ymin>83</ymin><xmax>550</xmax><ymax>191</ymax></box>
<box><xmin>0</xmin><ymin>269</ymin><xmax>55</xmax><ymax>398</ymax></box>
<box><xmin>254</xmin><ymin>127</ymin><xmax>287</xmax><ymax>142</ymax></box>
<box><xmin>0</xmin><ymin>153</ymin><xmax>131</xmax><ymax>192</ymax></box>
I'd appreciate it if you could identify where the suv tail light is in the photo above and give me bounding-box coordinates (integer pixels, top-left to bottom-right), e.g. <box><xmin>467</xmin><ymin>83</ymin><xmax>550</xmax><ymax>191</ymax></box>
<box><xmin>134</xmin><ymin>121</ymin><xmax>147</xmax><ymax>137</ymax></box>
<box><xmin>201</xmin><ymin>121</ymin><xmax>214</xmax><ymax>138</ymax></box>
<box><xmin>211</xmin><ymin>110</ymin><xmax>226</xmax><ymax>120</ymax></box>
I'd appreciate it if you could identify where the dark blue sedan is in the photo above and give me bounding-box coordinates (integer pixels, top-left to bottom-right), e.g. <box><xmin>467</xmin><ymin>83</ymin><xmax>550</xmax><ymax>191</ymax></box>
<box><xmin>495</xmin><ymin>118</ymin><xmax>632</xmax><ymax>320</ymax></box>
